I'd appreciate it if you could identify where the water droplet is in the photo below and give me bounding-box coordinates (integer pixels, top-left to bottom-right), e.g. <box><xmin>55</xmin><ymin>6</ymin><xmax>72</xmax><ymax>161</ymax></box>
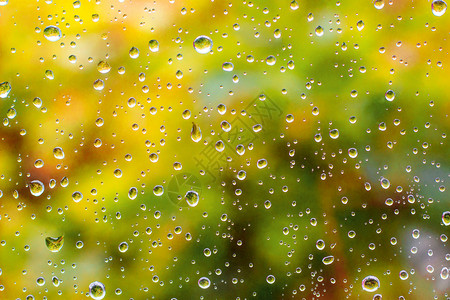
<box><xmin>380</xmin><ymin>178</ymin><xmax>390</xmax><ymax>189</ymax></box>
<box><xmin>72</xmin><ymin>191</ymin><xmax>83</xmax><ymax>202</ymax></box>
<box><xmin>52</xmin><ymin>276</ymin><xmax>60</xmax><ymax>287</ymax></box>
<box><xmin>315</xmin><ymin>26</ymin><xmax>324</xmax><ymax>36</ymax></box>
<box><xmin>34</xmin><ymin>159</ymin><xmax>44</xmax><ymax>168</ymax></box>
<box><xmin>45</xmin><ymin>235</ymin><xmax>64</xmax><ymax>252</ymax></box>
<box><xmin>217</xmin><ymin>103</ymin><xmax>227</xmax><ymax>115</ymax></box>
<box><xmin>185</xmin><ymin>190</ymin><xmax>199</xmax><ymax>207</ymax></box>
<box><xmin>253</xmin><ymin>124</ymin><xmax>262</xmax><ymax>132</ymax></box>
<box><xmin>274</xmin><ymin>29</ymin><xmax>281</xmax><ymax>38</ymax></box>
<box><xmin>93</xmin><ymin>79</ymin><xmax>104</xmax><ymax>90</ymax></box>
<box><xmin>357</xmin><ymin>20</ymin><xmax>365</xmax><ymax>31</ymax></box>
<box><xmin>220</xmin><ymin>120</ymin><xmax>232</xmax><ymax>132</ymax></box>
<box><xmin>191</xmin><ymin>122</ymin><xmax>202</xmax><ymax>142</ymax></box>
<box><xmin>36</xmin><ymin>277</ymin><xmax>45</xmax><ymax>286</ymax></box>
<box><xmin>182</xmin><ymin>109</ymin><xmax>191</xmax><ymax>119</ymax></box>
<box><xmin>237</xmin><ymin>170</ymin><xmax>246</xmax><ymax>180</ymax></box>
<box><xmin>290</xmin><ymin>0</ymin><xmax>299</xmax><ymax>10</ymax></box>
<box><xmin>193</xmin><ymin>36</ymin><xmax>213</xmax><ymax>54</ymax></box>
<box><xmin>314</xmin><ymin>133</ymin><xmax>322</xmax><ymax>142</ymax></box>
<box><xmin>322</xmin><ymin>255</ymin><xmax>334</xmax><ymax>265</ymax></box>
<box><xmin>76</xmin><ymin>241</ymin><xmax>84</xmax><ymax>249</ymax></box>
<box><xmin>44</xmin><ymin>69</ymin><xmax>54</xmax><ymax>80</ymax></box>
<box><xmin>113</xmin><ymin>169</ymin><xmax>122</xmax><ymax>178</ymax></box>
<box><xmin>148</xmin><ymin>39</ymin><xmax>159</xmax><ymax>52</ymax></box>
<box><xmin>118</xmin><ymin>242</ymin><xmax>128</xmax><ymax>253</ymax></box>
<box><xmin>29</xmin><ymin>180</ymin><xmax>45</xmax><ymax>196</ymax></box>
<box><xmin>6</xmin><ymin>108</ymin><xmax>16</xmax><ymax>119</ymax></box>
<box><xmin>329</xmin><ymin>129</ymin><xmax>339</xmax><ymax>139</ymax></box>
<box><xmin>129</xmin><ymin>47</ymin><xmax>140</xmax><ymax>58</ymax></box>
<box><xmin>286</xmin><ymin>114</ymin><xmax>294</xmax><ymax>123</ymax></box>
<box><xmin>385</xmin><ymin>89</ymin><xmax>395</xmax><ymax>101</ymax></box>
<box><xmin>316</xmin><ymin>239</ymin><xmax>325</xmax><ymax>250</ymax></box>
<box><xmin>43</xmin><ymin>26</ymin><xmax>62</xmax><ymax>42</ymax></box>
<box><xmin>198</xmin><ymin>277</ymin><xmax>211</xmax><ymax>289</ymax></box>
<box><xmin>266</xmin><ymin>55</ymin><xmax>276</xmax><ymax>66</ymax></box>
<box><xmin>362</xmin><ymin>275</ymin><xmax>380</xmax><ymax>292</ymax></box>
<box><xmin>266</xmin><ymin>275</ymin><xmax>275</xmax><ymax>284</ymax></box>
<box><xmin>257</xmin><ymin>159</ymin><xmax>268</xmax><ymax>169</ymax></box>
<box><xmin>0</xmin><ymin>82</ymin><xmax>11</xmax><ymax>98</ymax></box>
<box><xmin>236</xmin><ymin>144</ymin><xmax>245</xmax><ymax>156</ymax></box>
<box><xmin>399</xmin><ymin>270</ymin><xmax>409</xmax><ymax>280</ymax></box>
<box><xmin>373</xmin><ymin>0</ymin><xmax>385</xmax><ymax>9</ymax></box>
<box><xmin>97</xmin><ymin>61</ymin><xmax>111</xmax><ymax>74</ymax></box>
<box><xmin>215</xmin><ymin>140</ymin><xmax>225</xmax><ymax>152</ymax></box>
<box><xmin>153</xmin><ymin>185</ymin><xmax>164</xmax><ymax>196</ymax></box>
<box><xmin>432</xmin><ymin>0</ymin><xmax>447</xmax><ymax>16</ymax></box>
<box><xmin>222</xmin><ymin>62</ymin><xmax>234</xmax><ymax>72</ymax></box>
<box><xmin>442</xmin><ymin>211</ymin><xmax>450</xmax><ymax>225</ymax></box>
<box><xmin>203</xmin><ymin>248</ymin><xmax>211</xmax><ymax>257</ymax></box>
<box><xmin>128</xmin><ymin>187</ymin><xmax>137</xmax><ymax>200</ymax></box>
<box><xmin>89</xmin><ymin>281</ymin><xmax>106</xmax><ymax>300</ymax></box>
<box><xmin>312</xmin><ymin>106</ymin><xmax>319</xmax><ymax>116</ymax></box>
<box><xmin>348</xmin><ymin>148</ymin><xmax>358</xmax><ymax>158</ymax></box>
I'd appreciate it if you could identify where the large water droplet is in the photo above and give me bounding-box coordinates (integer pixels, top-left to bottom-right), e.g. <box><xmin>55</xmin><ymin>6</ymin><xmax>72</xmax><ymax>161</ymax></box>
<box><xmin>97</xmin><ymin>61</ymin><xmax>111</xmax><ymax>74</ymax></box>
<box><xmin>380</xmin><ymin>177</ymin><xmax>390</xmax><ymax>189</ymax></box>
<box><xmin>118</xmin><ymin>242</ymin><xmax>128</xmax><ymax>253</ymax></box>
<box><xmin>266</xmin><ymin>275</ymin><xmax>276</xmax><ymax>284</ymax></box>
<box><xmin>72</xmin><ymin>191</ymin><xmax>83</xmax><ymax>202</ymax></box>
<box><xmin>53</xmin><ymin>147</ymin><xmax>65</xmax><ymax>159</ymax></box>
<box><xmin>45</xmin><ymin>235</ymin><xmax>64</xmax><ymax>252</ymax></box>
<box><xmin>432</xmin><ymin>0</ymin><xmax>447</xmax><ymax>16</ymax></box>
<box><xmin>442</xmin><ymin>211</ymin><xmax>450</xmax><ymax>225</ymax></box>
<box><xmin>193</xmin><ymin>36</ymin><xmax>213</xmax><ymax>54</ymax></box>
<box><xmin>0</xmin><ymin>82</ymin><xmax>11</xmax><ymax>98</ymax></box>
<box><xmin>185</xmin><ymin>190</ymin><xmax>199</xmax><ymax>207</ymax></box>
<box><xmin>322</xmin><ymin>255</ymin><xmax>335</xmax><ymax>265</ymax></box>
<box><xmin>89</xmin><ymin>281</ymin><xmax>106</xmax><ymax>299</ymax></box>
<box><xmin>191</xmin><ymin>122</ymin><xmax>202</xmax><ymax>142</ymax></box>
<box><xmin>198</xmin><ymin>277</ymin><xmax>211</xmax><ymax>289</ymax></box>
<box><xmin>153</xmin><ymin>185</ymin><xmax>164</xmax><ymax>196</ymax></box>
<box><xmin>29</xmin><ymin>180</ymin><xmax>45</xmax><ymax>196</ymax></box>
<box><xmin>373</xmin><ymin>0</ymin><xmax>385</xmax><ymax>9</ymax></box>
<box><xmin>385</xmin><ymin>89</ymin><xmax>395</xmax><ymax>101</ymax></box>
<box><xmin>43</xmin><ymin>26</ymin><xmax>62</xmax><ymax>42</ymax></box>
<box><xmin>148</xmin><ymin>39</ymin><xmax>159</xmax><ymax>52</ymax></box>
<box><xmin>362</xmin><ymin>275</ymin><xmax>380</xmax><ymax>292</ymax></box>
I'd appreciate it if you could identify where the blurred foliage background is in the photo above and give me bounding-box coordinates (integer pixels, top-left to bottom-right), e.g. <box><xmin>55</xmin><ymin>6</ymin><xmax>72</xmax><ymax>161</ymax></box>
<box><xmin>0</xmin><ymin>0</ymin><xmax>448</xmax><ymax>299</ymax></box>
